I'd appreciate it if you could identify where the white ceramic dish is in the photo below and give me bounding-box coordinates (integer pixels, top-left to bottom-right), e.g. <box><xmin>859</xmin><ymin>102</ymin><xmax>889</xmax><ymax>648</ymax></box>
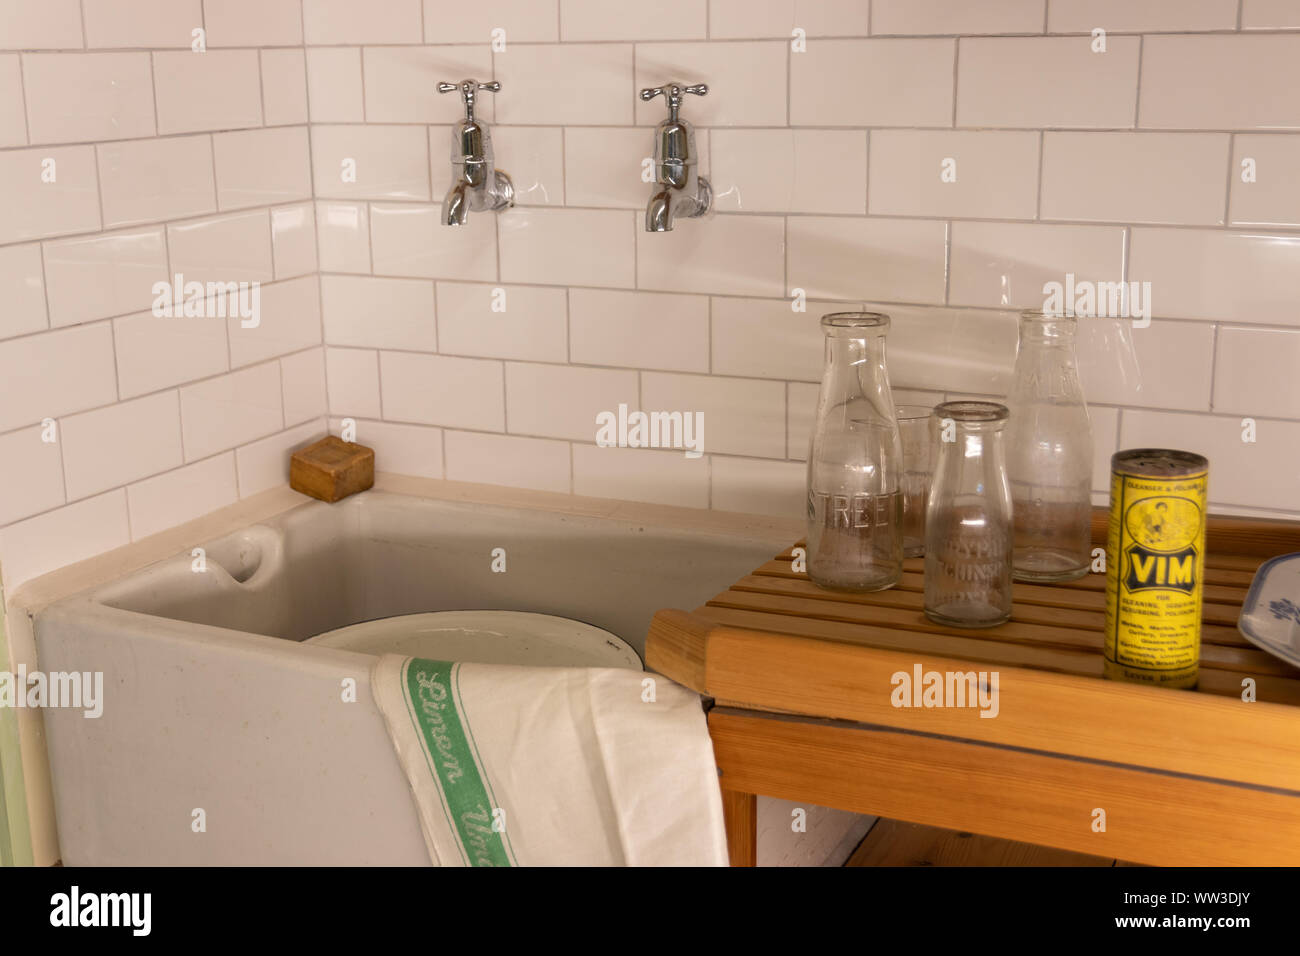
<box><xmin>306</xmin><ymin>610</ymin><xmax>641</xmax><ymax>669</ymax></box>
<box><xmin>1238</xmin><ymin>552</ymin><xmax>1300</xmax><ymax>669</ymax></box>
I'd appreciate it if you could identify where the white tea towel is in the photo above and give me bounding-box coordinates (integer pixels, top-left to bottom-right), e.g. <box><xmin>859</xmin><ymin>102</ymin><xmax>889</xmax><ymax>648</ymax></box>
<box><xmin>371</xmin><ymin>655</ymin><xmax>729</xmax><ymax>866</ymax></box>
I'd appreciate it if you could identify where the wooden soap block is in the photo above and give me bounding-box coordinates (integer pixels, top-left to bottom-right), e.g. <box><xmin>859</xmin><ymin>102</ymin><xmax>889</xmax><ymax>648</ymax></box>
<box><xmin>290</xmin><ymin>436</ymin><xmax>375</xmax><ymax>503</ymax></box>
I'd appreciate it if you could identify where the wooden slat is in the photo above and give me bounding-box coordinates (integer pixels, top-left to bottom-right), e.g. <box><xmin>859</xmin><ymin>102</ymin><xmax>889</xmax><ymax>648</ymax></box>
<box><xmin>691</xmin><ymin>605</ymin><xmax>1300</xmax><ymax>704</ymax></box>
<box><xmin>701</xmin><ymin>590</ymin><xmax>1292</xmax><ymax>677</ymax></box>
<box><xmin>710</xmin><ymin>708</ymin><xmax>1300</xmax><ymax>866</ymax></box>
<box><xmin>845</xmin><ymin>819</ymin><xmax>1114</xmax><ymax>867</ymax></box>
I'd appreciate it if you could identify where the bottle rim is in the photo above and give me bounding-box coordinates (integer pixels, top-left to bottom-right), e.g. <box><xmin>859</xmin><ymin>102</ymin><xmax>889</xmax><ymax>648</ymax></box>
<box><xmin>1019</xmin><ymin>309</ymin><xmax>1080</xmax><ymax>323</ymax></box>
<box><xmin>932</xmin><ymin>400</ymin><xmax>1009</xmax><ymax>423</ymax></box>
<box><xmin>821</xmin><ymin>311</ymin><xmax>890</xmax><ymax>330</ymax></box>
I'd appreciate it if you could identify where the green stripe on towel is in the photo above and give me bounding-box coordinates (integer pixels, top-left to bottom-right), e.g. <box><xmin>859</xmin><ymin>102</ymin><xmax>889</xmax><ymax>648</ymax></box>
<box><xmin>402</xmin><ymin>658</ymin><xmax>513</xmax><ymax>867</ymax></box>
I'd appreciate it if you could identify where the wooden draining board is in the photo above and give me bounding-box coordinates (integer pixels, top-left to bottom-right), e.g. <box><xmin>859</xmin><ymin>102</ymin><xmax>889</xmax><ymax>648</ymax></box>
<box><xmin>647</xmin><ymin>509</ymin><xmax>1300</xmax><ymax>865</ymax></box>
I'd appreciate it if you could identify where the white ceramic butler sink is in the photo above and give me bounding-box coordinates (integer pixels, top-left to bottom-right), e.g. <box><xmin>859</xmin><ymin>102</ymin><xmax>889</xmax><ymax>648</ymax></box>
<box><xmin>28</xmin><ymin>485</ymin><xmax>871</xmax><ymax>866</ymax></box>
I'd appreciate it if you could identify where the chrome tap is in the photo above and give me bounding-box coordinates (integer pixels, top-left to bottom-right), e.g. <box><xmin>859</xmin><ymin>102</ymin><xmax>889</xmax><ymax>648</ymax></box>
<box><xmin>436</xmin><ymin>78</ymin><xmax>513</xmax><ymax>226</ymax></box>
<box><xmin>640</xmin><ymin>82</ymin><xmax>712</xmax><ymax>232</ymax></box>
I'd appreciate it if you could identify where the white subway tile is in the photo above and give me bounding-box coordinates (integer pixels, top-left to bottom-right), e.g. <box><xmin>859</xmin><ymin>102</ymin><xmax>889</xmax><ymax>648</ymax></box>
<box><xmin>711</xmin><ymin>130</ymin><xmax>866</xmax><ymax>215</ymax></box>
<box><xmin>1075</xmin><ymin>319</ymin><xmax>1214</xmax><ymax>411</ymax></box>
<box><xmin>113</xmin><ymin>309</ymin><xmax>228</xmax><ymax>399</ymax></box>
<box><xmin>948</xmin><ymin>221</ymin><xmax>1126</xmax><ymax>310</ymax></box>
<box><xmin>640</xmin><ymin>372</ymin><xmax>785</xmax><ymax>458</ymax></box>
<box><xmin>0</xmin><ymin>324</ymin><xmax>117</xmax><ymax>433</ymax></box>
<box><xmin>787</xmin><ymin>217</ymin><xmax>946</xmax><ymax>304</ymax></box>
<box><xmin>1119</xmin><ymin>410</ymin><xmax>1300</xmax><ymax>511</ymax></box>
<box><xmin>711</xmin><ymin>456</ymin><xmax>803</xmax><ymax>518</ymax></box>
<box><xmin>235</xmin><ymin>420</ymin><xmax>326</xmax><ymax>496</ymax></box>
<box><xmin>1213</xmin><ymin>327</ymin><xmax>1300</xmax><ymax>418</ymax></box>
<box><xmin>562</xmin><ymin>0</ymin><xmax>702</xmax><ymax>40</ymax></box>
<box><xmin>634</xmin><ymin>42</ymin><xmax>786</xmax><ymax>127</ymax></box>
<box><xmin>325</xmin><ymin>347</ymin><xmax>381</xmax><ymax>419</ymax></box>
<box><xmin>0</xmin><ymin>146</ymin><xmax>100</xmax><ymax>243</ymax></box>
<box><xmin>280</xmin><ymin>348</ymin><xmax>327</xmax><ymax>426</ymax></box>
<box><xmin>303</xmin><ymin>0</ymin><xmax>421</xmax><ymax>44</ymax></box>
<box><xmin>0</xmin><ymin>425</ymin><xmax>65</xmax><ymax>526</ymax></box>
<box><xmin>98</xmin><ymin>135</ymin><xmax>215</xmax><ymax>229</ymax></box>
<box><xmin>1140</xmin><ymin>35</ymin><xmax>1300</xmax><ymax>131</ymax></box>
<box><xmin>153</xmin><ymin>50</ymin><xmax>262</xmax><ymax>135</ymax></box>
<box><xmin>0</xmin><ymin>490</ymin><xmax>130</xmax><ymax>593</ymax></box>
<box><xmin>310</xmin><ymin>124</ymin><xmax>429</xmax><ymax>201</ymax></box>
<box><xmin>488</xmin><ymin>126</ymin><xmax>564</xmax><ymax>207</ymax></box>
<box><xmin>437</xmin><ymin>282</ymin><xmax>568</xmax><ymax>363</ymax></box>
<box><xmin>500</xmin><ymin>208</ymin><xmax>635</xmax><ymax>288</ymax></box>
<box><xmin>362</xmin><ymin>45</ymin><xmax>494</xmax><ymax>124</ymax></box>
<box><xmin>495</xmin><ymin>44</ymin><xmax>632</xmax><ymax>126</ymax></box>
<box><xmin>505</xmin><ymin>363</ymin><xmax>637</xmax><ymax>441</ymax></box>
<box><xmin>957</xmin><ymin>37</ymin><xmax>1138</xmax><ymax>129</ymax></box>
<box><xmin>710</xmin><ymin>297</ymin><xmax>829</xmax><ymax>382</ymax></box>
<box><xmin>370</xmin><ymin>202</ymin><xmax>497</xmax><ymax>282</ymax></box>
<box><xmin>229</xmin><ymin>275</ymin><xmax>322</xmax><ymax>367</ymax></box>
<box><xmin>569</xmin><ymin>289</ymin><xmax>708</xmax><ymax>372</ymax></box>
<box><xmin>82</xmin><ymin>0</ymin><xmax>202</xmax><ymax>48</ymax></box>
<box><xmin>306</xmin><ymin>48</ymin><xmax>364</xmax><ymax>123</ymax></box>
<box><xmin>205</xmin><ymin>0</ymin><xmax>304</xmax><ymax>46</ymax></box>
<box><xmin>0</xmin><ymin>0</ymin><xmax>83</xmax><ymax>49</ymax></box>
<box><xmin>126</xmin><ymin>453</ymin><xmax>238</xmax><ymax>540</ymax></box>
<box><xmin>563</xmin><ymin>127</ymin><xmax>664</xmax><ymax>210</ymax></box>
<box><xmin>315</xmin><ymin>200</ymin><xmax>371</xmax><ymax>273</ymax></box>
<box><xmin>1129</xmin><ymin>228</ymin><xmax>1300</xmax><ymax>325</ymax></box>
<box><xmin>791</xmin><ymin>39</ymin><xmax>954</xmax><ymax>127</ymax></box>
<box><xmin>572</xmin><ymin>445</ymin><xmax>708</xmax><ymax>508</ymax></box>
<box><xmin>710</xmin><ymin>0</ymin><xmax>871</xmax><ymax>38</ymax></box>
<box><xmin>271</xmin><ymin>203</ymin><xmax>318</xmax><ymax>279</ymax></box>
<box><xmin>430</xmin><ymin>0</ymin><xmax>558</xmax><ymax>42</ymax></box>
<box><xmin>321</xmin><ymin>274</ymin><xmax>436</xmax><ymax>351</ymax></box>
<box><xmin>444</xmin><ymin>430</ymin><xmax>570</xmax><ymax>493</ymax></box>
<box><xmin>1242</xmin><ymin>0</ymin><xmax>1300</xmax><ymax>29</ymax></box>
<box><xmin>883</xmin><ymin>304</ymin><xmax>1018</xmax><ymax>395</ymax></box>
<box><xmin>21</xmin><ymin>52</ymin><xmax>154</xmax><ymax>145</ymax></box>
<box><xmin>60</xmin><ymin>390</ymin><xmax>183</xmax><ymax>500</ymax></box>
<box><xmin>1040</xmin><ymin>132</ymin><xmax>1229</xmax><ymax>226</ymax></box>
<box><xmin>179</xmin><ymin>362</ymin><xmax>283</xmax><ymax>461</ymax></box>
<box><xmin>167</xmin><ymin>210</ymin><xmax>273</xmax><ymax>293</ymax></box>
<box><xmin>381</xmin><ymin>351</ymin><xmax>505</xmax><ymax>430</ymax></box>
<box><xmin>0</xmin><ymin>243</ymin><xmax>48</xmax><ymax>340</ymax></box>
<box><xmin>1230</xmin><ymin>135</ymin><xmax>1300</xmax><ymax>229</ymax></box>
<box><xmin>787</xmin><ymin>380</ymin><xmax>818</xmax><ymax>460</ymax></box>
<box><xmin>1048</xmin><ymin>0</ymin><xmax>1238</xmax><ymax>32</ymax></box>
<box><xmin>874</xmin><ymin>0</ymin><xmax>1044</xmax><ymax>34</ymax></box>
<box><xmin>213</xmin><ymin>126</ymin><xmax>313</xmax><ymax>211</ymax></box>
<box><xmin>261</xmin><ymin>50</ymin><xmax>309</xmax><ymax>126</ymax></box>
<box><xmin>637</xmin><ymin>214</ymin><xmax>784</xmax><ymax>297</ymax></box>
<box><xmin>329</xmin><ymin>417</ymin><xmax>443</xmax><ymax>479</ymax></box>
<box><xmin>0</xmin><ymin>54</ymin><xmax>23</xmax><ymax>146</ymax></box>
<box><xmin>44</xmin><ymin>225</ymin><xmax>167</xmax><ymax>327</ymax></box>
<box><xmin>868</xmin><ymin>130</ymin><xmax>1039</xmax><ymax>219</ymax></box>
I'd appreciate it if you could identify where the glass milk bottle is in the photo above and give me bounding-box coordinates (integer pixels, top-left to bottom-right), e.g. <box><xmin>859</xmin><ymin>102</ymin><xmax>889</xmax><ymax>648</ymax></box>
<box><xmin>805</xmin><ymin>313</ymin><xmax>903</xmax><ymax>591</ymax></box>
<box><xmin>1005</xmin><ymin>310</ymin><xmax>1094</xmax><ymax>582</ymax></box>
<box><xmin>924</xmin><ymin>402</ymin><xmax>1014</xmax><ymax>628</ymax></box>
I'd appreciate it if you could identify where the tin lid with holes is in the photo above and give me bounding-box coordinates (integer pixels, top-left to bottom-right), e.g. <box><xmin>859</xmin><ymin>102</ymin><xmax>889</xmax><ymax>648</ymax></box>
<box><xmin>1112</xmin><ymin>448</ymin><xmax>1208</xmax><ymax>478</ymax></box>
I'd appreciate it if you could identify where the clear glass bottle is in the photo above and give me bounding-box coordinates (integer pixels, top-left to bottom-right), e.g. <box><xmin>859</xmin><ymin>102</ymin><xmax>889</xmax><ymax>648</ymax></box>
<box><xmin>1005</xmin><ymin>310</ymin><xmax>1094</xmax><ymax>582</ymax></box>
<box><xmin>924</xmin><ymin>401</ymin><xmax>1014</xmax><ymax>628</ymax></box>
<box><xmin>806</xmin><ymin>312</ymin><xmax>903</xmax><ymax>592</ymax></box>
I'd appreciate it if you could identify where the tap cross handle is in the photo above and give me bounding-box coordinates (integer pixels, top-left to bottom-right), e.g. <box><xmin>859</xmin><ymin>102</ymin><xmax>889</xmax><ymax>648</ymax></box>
<box><xmin>640</xmin><ymin>82</ymin><xmax>707</xmax><ymax>122</ymax></box>
<box><xmin>438</xmin><ymin>79</ymin><xmax>502</xmax><ymax>122</ymax></box>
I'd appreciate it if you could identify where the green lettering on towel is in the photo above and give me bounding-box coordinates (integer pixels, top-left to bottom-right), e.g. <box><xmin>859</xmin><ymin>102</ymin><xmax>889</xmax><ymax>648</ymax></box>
<box><xmin>404</xmin><ymin>658</ymin><xmax>512</xmax><ymax>867</ymax></box>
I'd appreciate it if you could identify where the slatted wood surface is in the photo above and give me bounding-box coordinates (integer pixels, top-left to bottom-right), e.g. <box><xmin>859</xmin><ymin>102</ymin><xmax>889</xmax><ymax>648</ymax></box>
<box><xmin>648</xmin><ymin>509</ymin><xmax>1300</xmax><ymax>862</ymax></box>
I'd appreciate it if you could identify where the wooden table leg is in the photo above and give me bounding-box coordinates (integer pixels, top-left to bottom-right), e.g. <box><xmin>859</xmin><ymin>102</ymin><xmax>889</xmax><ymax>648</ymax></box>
<box><xmin>721</xmin><ymin>789</ymin><xmax>757</xmax><ymax>867</ymax></box>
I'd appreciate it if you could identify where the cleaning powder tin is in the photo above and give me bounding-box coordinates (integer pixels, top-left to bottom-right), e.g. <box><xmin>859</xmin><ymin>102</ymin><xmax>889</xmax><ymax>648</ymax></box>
<box><xmin>1103</xmin><ymin>449</ymin><xmax>1209</xmax><ymax>690</ymax></box>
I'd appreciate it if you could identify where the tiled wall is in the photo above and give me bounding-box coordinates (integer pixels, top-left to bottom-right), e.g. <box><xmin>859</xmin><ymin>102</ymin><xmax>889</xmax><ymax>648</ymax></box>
<box><xmin>4</xmin><ymin>0</ymin><xmax>1300</xmax><ymax>589</ymax></box>
<box><xmin>307</xmin><ymin>0</ymin><xmax>1300</xmax><ymax>530</ymax></box>
<box><xmin>0</xmin><ymin>0</ymin><xmax>326</xmax><ymax>591</ymax></box>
